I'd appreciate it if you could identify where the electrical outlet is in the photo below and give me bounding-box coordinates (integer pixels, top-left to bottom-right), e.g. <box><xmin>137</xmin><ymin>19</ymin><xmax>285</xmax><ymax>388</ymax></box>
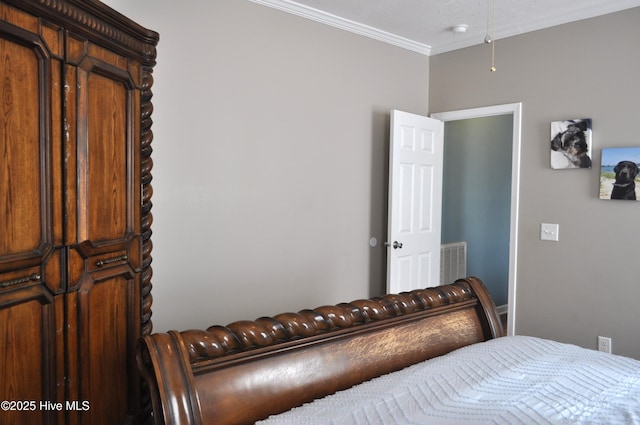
<box><xmin>598</xmin><ymin>336</ymin><xmax>612</xmax><ymax>354</ymax></box>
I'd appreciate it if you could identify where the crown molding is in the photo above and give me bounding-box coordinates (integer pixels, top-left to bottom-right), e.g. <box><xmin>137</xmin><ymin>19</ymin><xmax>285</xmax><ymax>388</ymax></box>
<box><xmin>426</xmin><ymin>0</ymin><xmax>640</xmax><ymax>55</ymax></box>
<box><xmin>249</xmin><ymin>0</ymin><xmax>432</xmax><ymax>56</ymax></box>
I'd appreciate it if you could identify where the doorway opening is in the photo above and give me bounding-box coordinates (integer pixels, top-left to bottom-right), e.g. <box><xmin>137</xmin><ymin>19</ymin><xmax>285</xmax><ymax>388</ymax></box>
<box><xmin>431</xmin><ymin>103</ymin><xmax>521</xmax><ymax>336</ymax></box>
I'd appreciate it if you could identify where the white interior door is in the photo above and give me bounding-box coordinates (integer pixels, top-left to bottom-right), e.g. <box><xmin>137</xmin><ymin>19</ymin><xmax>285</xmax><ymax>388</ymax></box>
<box><xmin>387</xmin><ymin>110</ymin><xmax>444</xmax><ymax>294</ymax></box>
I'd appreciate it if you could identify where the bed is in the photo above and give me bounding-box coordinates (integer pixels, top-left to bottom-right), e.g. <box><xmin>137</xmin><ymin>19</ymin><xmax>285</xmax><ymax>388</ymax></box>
<box><xmin>136</xmin><ymin>277</ymin><xmax>640</xmax><ymax>425</ymax></box>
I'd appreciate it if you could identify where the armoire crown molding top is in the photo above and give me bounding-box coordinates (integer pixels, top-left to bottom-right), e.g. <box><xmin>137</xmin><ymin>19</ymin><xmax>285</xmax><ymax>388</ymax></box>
<box><xmin>3</xmin><ymin>0</ymin><xmax>158</xmax><ymax>64</ymax></box>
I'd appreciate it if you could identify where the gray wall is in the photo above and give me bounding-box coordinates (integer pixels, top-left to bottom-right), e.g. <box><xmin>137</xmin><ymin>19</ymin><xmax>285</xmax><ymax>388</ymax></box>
<box><xmin>103</xmin><ymin>0</ymin><xmax>640</xmax><ymax>359</ymax></box>
<box><xmin>442</xmin><ymin>115</ymin><xmax>513</xmax><ymax>306</ymax></box>
<box><xmin>431</xmin><ymin>8</ymin><xmax>640</xmax><ymax>358</ymax></box>
<box><xmin>101</xmin><ymin>0</ymin><xmax>429</xmax><ymax>331</ymax></box>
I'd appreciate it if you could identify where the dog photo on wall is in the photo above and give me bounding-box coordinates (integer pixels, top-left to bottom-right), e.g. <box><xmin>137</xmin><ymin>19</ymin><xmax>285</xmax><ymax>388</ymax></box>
<box><xmin>550</xmin><ymin>118</ymin><xmax>593</xmax><ymax>169</ymax></box>
<box><xmin>600</xmin><ymin>147</ymin><xmax>640</xmax><ymax>200</ymax></box>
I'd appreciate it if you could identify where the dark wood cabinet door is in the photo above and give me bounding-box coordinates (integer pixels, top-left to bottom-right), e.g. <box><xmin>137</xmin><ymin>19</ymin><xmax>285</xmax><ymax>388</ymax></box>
<box><xmin>64</xmin><ymin>34</ymin><xmax>142</xmax><ymax>246</ymax></box>
<box><xmin>0</xmin><ymin>5</ymin><xmax>65</xmax><ymax>425</ymax></box>
<box><xmin>65</xmin><ymin>265</ymin><xmax>141</xmax><ymax>425</ymax></box>
<box><xmin>0</xmin><ymin>290</ymin><xmax>64</xmax><ymax>425</ymax></box>
<box><xmin>0</xmin><ymin>3</ymin><xmax>61</xmax><ymax>271</ymax></box>
<box><xmin>64</xmin><ymin>35</ymin><xmax>143</xmax><ymax>425</ymax></box>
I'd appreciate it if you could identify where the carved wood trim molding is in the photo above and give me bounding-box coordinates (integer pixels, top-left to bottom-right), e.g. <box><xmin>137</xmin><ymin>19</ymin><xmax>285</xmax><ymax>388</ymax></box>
<box><xmin>140</xmin><ymin>66</ymin><xmax>155</xmax><ymax>338</ymax></box>
<box><xmin>4</xmin><ymin>0</ymin><xmax>158</xmax><ymax>65</ymax></box>
<box><xmin>179</xmin><ymin>280</ymin><xmax>480</xmax><ymax>364</ymax></box>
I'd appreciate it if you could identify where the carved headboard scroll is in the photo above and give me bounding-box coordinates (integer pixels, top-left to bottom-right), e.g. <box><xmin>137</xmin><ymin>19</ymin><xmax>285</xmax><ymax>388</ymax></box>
<box><xmin>137</xmin><ymin>277</ymin><xmax>503</xmax><ymax>425</ymax></box>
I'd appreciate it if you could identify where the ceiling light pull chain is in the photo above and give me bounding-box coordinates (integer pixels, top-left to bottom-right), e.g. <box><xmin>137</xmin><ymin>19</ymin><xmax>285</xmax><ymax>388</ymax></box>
<box><xmin>491</xmin><ymin>37</ymin><xmax>496</xmax><ymax>72</ymax></box>
<box><xmin>485</xmin><ymin>0</ymin><xmax>496</xmax><ymax>72</ymax></box>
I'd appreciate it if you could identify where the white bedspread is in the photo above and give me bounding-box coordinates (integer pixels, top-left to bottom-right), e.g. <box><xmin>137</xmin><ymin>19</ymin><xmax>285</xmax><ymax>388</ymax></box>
<box><xmin>256</xmin><ymin>336</ymin><xmax>640</xmax><ymax>425</ymax></box>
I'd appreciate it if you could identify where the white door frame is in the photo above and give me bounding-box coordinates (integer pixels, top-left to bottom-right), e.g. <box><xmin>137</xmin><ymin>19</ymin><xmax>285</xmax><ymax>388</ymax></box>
<box><xmin>431</xmin><ymin>103</ymin><xmax>521</xmax><ymax>336</ymax></box>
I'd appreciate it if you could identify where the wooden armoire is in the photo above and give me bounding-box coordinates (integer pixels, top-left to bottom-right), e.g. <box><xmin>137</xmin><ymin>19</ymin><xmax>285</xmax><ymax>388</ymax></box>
<box><xmin>0</xmin><ymin>1</ymin><xmax>158</xmax><ymax>425</ymax></box>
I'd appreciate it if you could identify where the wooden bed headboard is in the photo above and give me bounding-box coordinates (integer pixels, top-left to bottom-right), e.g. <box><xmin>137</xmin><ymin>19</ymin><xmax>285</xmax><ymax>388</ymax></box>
<box><xmin>136</xmin><ymin>277</ymin><xmax>503</xmax><ymax>425</ymax></box>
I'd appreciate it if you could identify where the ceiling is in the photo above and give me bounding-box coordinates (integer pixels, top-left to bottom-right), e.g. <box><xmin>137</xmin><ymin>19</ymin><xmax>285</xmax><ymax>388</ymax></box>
<box><xmin>249</xmin><ymin>0</ymin><xmax>640</xmax><ymax>55</ymax></box>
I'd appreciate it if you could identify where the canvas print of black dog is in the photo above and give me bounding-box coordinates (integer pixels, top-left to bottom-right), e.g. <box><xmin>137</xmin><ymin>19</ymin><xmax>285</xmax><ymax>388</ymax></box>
<box><xmin>600</xmin><ymin>147</ymin><xmax>640</xmax><ymax>201</ymax></box>
<box><xmin>550</xmin><ymin>119</ymin><xmax>592</xmax><ymax>169</ymax></box>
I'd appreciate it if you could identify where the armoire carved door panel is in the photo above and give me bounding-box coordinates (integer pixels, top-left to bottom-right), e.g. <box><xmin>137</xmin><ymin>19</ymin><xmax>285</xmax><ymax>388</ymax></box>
<box><xmin>64</xmin><ymin>35</ymin><xmax>143</xmax><ymax>425</ymax></box>
<box><xmin>65</xmin><ymin>268</ymin><xmax>141</xmax><ymax>425</ymax></box>
<box><xmin>0</xmin><ymin>7</ymin><xmax>65</xmax><ymax>425</ymax></box>
<box><xmin>64</xmin><ymin>34</ymin><xmax>142</xmax><ymax>247</ymax></box>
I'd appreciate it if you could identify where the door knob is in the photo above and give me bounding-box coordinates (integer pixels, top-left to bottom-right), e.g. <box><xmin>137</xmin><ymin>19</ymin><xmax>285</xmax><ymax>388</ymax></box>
<box><xmin>393</xmin><ymin>241</ymin><xmax>403</xmax><ymax>249</ymax></box>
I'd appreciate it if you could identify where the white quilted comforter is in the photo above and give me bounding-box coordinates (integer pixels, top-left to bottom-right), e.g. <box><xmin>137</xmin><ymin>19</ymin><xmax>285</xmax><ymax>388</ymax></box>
<box><xmin>257</xmin><ymin>336</ymin><xmax>640</xmax><ymax>425</ymax></box>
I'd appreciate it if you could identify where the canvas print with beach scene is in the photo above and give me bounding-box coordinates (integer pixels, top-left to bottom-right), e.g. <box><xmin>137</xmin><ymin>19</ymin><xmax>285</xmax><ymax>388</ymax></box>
<box><xmin>600</xmin><ymin>147</ymin><xmax>640</xmax><ymax>201</ymax></box>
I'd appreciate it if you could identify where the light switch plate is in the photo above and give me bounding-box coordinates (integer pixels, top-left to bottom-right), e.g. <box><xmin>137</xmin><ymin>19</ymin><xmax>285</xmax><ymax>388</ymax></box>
<box><xmin>541</xmin><ymin>223</ymin><xmax>559</xmax><ymax>241</ymax></box>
